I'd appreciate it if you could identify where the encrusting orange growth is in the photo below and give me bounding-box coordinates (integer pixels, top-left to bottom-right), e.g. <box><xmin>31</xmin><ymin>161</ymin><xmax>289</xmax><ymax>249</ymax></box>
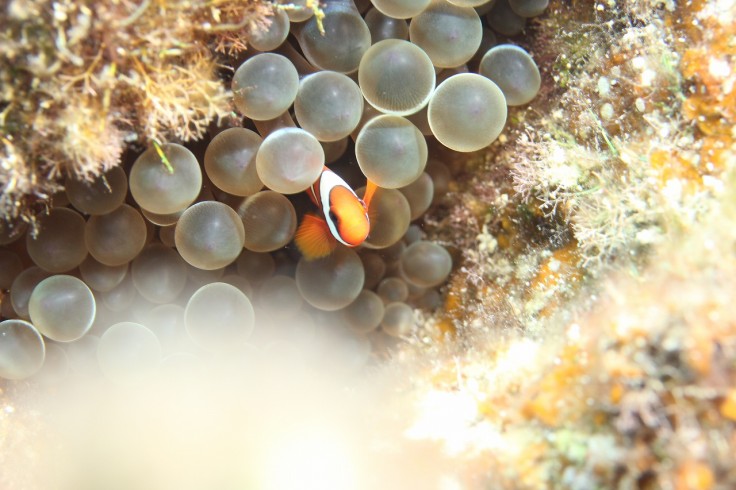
<box><xmin>720</xmin><ymin>390</ymin><xmax>736</xmax><ymax>421</ymax></box>
<box><xmin>432</xmin><ymin>271</ymin><xmax>478</xmax><ymax>338</ymax></box>
<box><xmin>675</xmin><ymin>461</ymin><xmax>715</xmax><ymax>490</ymax></box>
<box><xmin>526</xmin><ymin>243</ymin><xmax>583</xmax><ymax>318</ymax></box>
<box><xmin>676</xmin><ymin>0</ymin><xmax>736</xmax><ymax>147</ymax></box>
<box><xmin>609</xmin><ymin>382</ymin><xmax>625</xmax><ymax>405</ymax></box>
<box><xmin>699</xmin><ymin>135</ymin><xmax>733</xmax><ymax>173</ymax></box>
<box><xmin>649</xmin><ymin>149</ymin><xmax>702</xmax><ymax>196</ymax></box>
<box><xmin>602</xmin><ymin>351</ymin><xmax>645</xmax><ymax>380</ymax></box>
<box><xmin>514</xmin><ymin>441</ymin><xmax>550</xmax><ymax>489</ymax></box>
<box><xmin>522</xmin><ymin>345</ymin><xmax>586</xmax><ymax>426</ymax></box>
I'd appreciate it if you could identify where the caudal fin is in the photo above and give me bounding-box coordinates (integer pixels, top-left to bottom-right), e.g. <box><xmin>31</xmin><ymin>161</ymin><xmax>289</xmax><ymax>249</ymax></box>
<box><xmin>295</xmin><ymin>214</ymin><xmax>338</xmax><ymax>260</ymax></box>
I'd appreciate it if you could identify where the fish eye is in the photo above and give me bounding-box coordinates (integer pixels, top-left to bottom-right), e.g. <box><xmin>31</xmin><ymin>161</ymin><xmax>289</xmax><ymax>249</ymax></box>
<box><xmin>328</xmin><ymin>210</ymin><xmax>339</xmax><ymax>223</ymax></box>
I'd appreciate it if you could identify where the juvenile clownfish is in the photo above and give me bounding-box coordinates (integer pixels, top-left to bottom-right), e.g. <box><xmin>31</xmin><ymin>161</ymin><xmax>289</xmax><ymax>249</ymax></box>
<box><xmin>295</xmin><ymin>167</ymin><xmax>377</xmax><ymax>260</ymax></box>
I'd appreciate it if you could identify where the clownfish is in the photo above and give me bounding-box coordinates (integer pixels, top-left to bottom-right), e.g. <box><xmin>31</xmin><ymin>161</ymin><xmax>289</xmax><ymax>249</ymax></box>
<box><xmin>295</xmin><ymin>167</ymin><xmax>377</xmax><ymax>260</ymax></box>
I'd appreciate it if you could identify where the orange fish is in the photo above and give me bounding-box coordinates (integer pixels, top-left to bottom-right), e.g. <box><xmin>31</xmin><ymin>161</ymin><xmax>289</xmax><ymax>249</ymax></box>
<box><xmin>295</xmin><ymin>167</ymin><xmax>377</xmax><ymax>260</ymax></box>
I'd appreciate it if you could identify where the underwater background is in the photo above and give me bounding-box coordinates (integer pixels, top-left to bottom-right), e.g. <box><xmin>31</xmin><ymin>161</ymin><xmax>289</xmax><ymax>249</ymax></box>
<box><xmin>1</xmin><ymin>0</ymin><xmax>735</xmax><ymax>488</ymax></box>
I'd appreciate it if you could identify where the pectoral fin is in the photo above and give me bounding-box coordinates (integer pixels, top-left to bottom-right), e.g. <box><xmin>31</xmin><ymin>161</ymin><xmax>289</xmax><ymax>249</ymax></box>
<box><xmin>295</xmin><ymin>214</ymin><xmax>338</xmax><ymax>260</ymax></box>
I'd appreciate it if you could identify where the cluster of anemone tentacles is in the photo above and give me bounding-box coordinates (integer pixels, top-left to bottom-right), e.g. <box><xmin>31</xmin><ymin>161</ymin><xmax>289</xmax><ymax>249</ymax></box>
<box><xmin>0</xmin><ymin>0</ymin><xmax>544</xmax><ymax>381</ymax></box>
